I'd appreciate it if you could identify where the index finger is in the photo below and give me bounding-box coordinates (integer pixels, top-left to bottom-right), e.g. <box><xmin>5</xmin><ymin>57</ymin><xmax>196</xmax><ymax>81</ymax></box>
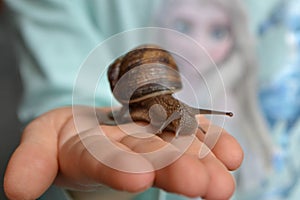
<box><xmin>196</xmin><ymin>116</ymin><xmax>244</xmax><ymax>170</ymax></box>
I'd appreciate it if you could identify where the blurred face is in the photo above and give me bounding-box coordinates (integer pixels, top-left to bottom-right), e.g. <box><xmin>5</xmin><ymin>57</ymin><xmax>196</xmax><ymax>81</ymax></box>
<box><xmin>161</xmin><ymin>0</ymin><xmax>233</xmax><ymax>74</ymax></box>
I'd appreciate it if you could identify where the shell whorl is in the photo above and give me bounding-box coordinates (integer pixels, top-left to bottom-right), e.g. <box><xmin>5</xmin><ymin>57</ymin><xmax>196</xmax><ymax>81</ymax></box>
<box><xmin>108</xmin><ymin>45</ymin><xmax>182</xmax><ymax>103</ymax></box>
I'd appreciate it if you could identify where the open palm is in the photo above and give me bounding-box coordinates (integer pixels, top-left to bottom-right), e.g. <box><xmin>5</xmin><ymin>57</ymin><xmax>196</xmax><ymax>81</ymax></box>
<box><xmin>4</xmin><ymin>106</ymin><xmax>243</xmax><ymax>200</ymax></box>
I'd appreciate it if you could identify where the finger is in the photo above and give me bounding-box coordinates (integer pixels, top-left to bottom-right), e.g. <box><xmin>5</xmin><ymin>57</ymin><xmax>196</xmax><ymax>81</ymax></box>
<box><xmin>57</xmin><ymin>126</ymin><xmax>155</xmax><ymax>193</ymax></box>
<box><xmin>200</xmin><ymin>151</ymin><xmax>236</xmax><ymax>200</ymax></box>
<box><xmin>163</xmin><ymin>133</ymin><xmax>236</xmax><ymax>199</ymax></box>
<box><xmin>196</xmin><ymin>116</ymin><xmax>244</xmax><ymax>170</ymax></box>
<box><xmin>159</xmin><ymin>127</ymin><xmax>243</xmax><ymax>172</ymax></box>
<box><xmin>120</xmin><ymin>133</ymin><xmax>181</xmax><ymax>170</ymax></box>
<box><xmin>155</xmin><ymin>154</ymin><xmax>210</xmax><ymax>198</ymax></box>
<box><xmin>209</xmin><ymin>131</ymin><xmax>243</xmax><ymax>171</ymax></box>
<box><xmin>120</xmin><ymin>134</ymin><xmax>210</xmax><ymax>197</ymax></box>
<box><xmin>159</xmin><ymin>134</ymin><xmax>236</xmax><ymax>199</ymax></box>
<box><xmin>4</xmin><ymin>113</ymin><xmax>63</xmax><ymax>200</ymax></box>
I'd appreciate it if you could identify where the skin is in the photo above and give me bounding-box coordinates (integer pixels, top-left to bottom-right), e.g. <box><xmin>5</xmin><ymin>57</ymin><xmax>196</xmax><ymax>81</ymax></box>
<box><xmin>4</xmin><ymin>107</ymin><xmax>243</xmax><ymax>200</ymax></box>
<box><xmin>159</xmin><ymin>0</ymin><xmax>234</xmax><ymax>107</ymax></box>
<box><xmin>162</xmin><ymin>0</ymin><xmax>233</xmax><ymax>74</ymax></box>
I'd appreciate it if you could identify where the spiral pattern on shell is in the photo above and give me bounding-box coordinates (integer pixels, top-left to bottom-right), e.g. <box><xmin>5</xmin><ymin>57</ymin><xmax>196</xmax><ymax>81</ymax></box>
<box><xmin>108</xmin><ymin>45</ymin><xmax>182</xmax><ymax>103</ymax></box>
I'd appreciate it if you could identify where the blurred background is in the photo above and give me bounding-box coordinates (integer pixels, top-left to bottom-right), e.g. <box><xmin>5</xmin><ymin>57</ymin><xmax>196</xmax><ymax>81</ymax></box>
<box><xmin>155</xmin><ymin>0</ymin><xmax>300</xmax><ymax>199</ymax></box>
<box><xmin>0</xmin><ymin>0</ymin><xmax>300</xmax><ymax>199</ymax></box>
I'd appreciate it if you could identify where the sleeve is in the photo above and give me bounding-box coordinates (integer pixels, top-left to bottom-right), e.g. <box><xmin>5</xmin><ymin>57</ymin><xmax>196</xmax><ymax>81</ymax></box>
<box><xmin>4</xmin><ymin>0</ymin><xmax>158</xmax><ymax>123</ymax></box>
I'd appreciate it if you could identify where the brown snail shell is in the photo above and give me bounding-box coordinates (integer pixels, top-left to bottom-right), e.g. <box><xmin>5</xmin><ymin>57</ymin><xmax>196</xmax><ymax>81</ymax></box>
<box><xmin>108</xmin><ymin>45</ymin><xmax>182</xmax><ymax>103</ymax></box>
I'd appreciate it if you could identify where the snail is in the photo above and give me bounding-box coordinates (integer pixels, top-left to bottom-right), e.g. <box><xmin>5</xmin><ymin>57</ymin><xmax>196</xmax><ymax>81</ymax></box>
<box><xmin>102</xmin><ymin>44</ymin><xmax>233</xmax><ymax>137</ymax></box>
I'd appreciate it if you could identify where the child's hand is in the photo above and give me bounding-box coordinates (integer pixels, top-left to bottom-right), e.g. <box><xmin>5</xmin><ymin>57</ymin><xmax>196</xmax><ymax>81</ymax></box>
<box><xmin>4</xmin><ymin>107</ymin><xmax>243</xmax><ymax>200</ymax></box>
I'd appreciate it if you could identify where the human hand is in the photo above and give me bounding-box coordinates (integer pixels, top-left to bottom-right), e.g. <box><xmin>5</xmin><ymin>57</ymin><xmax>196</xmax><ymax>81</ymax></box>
<box><xmin>4</xmin><ymin>106</ymin><xmax>243</xmax><ymax>200</ymax></box>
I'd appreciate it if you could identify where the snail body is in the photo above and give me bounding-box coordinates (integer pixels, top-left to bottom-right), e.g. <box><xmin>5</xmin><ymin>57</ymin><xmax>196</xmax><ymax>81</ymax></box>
<box><xmin>128</xmin><ymin>94</ymin><xmax>201</xmax><ymax>136</ymax></box>
<box><xmin>104</xmin><ymin>45</ymin><xmax>233</xmax><ymax>137</ymax></box>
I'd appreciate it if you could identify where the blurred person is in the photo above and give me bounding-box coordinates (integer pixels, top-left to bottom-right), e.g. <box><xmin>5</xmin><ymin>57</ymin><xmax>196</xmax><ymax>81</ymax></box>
<box><xmin>155</xmin><ymin>0</ymin><xmax>277</xmax><ymax>199</ymax></box>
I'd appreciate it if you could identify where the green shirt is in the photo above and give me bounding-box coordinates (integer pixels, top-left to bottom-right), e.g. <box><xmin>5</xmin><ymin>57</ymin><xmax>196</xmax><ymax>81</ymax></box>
<box><xmin>6</xmin><ymin>0</ymin><xmax>159</xmax><ymax>123</ymax></box>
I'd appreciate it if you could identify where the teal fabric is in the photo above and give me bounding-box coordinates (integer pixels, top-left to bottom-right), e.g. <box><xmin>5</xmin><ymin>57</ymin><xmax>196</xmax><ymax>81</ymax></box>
<box><xmin>5</xmin><ymin>0</ymin><xmax>158</xmax><ymax>123</ymax></box>
<box><xmin>134</xmin><ymin>188</ymin><xmax>160</xmax><ymax>200</ymax></box>
<box><xmin>38</xmin><ymin>186</ymin><xmax>70</xmax><ymax>200</ymax></box>
<box><xmin>134</xmin><ymin>188</ymin><xmax>195</xmax><ymax>200</ymax></box>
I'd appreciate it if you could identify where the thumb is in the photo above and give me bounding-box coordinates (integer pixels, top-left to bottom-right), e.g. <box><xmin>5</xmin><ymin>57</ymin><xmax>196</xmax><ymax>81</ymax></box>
<box><xmin>4</xmin><ymin>113</ymin><xmax>61</xmax><ymax>200</ymax></box>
